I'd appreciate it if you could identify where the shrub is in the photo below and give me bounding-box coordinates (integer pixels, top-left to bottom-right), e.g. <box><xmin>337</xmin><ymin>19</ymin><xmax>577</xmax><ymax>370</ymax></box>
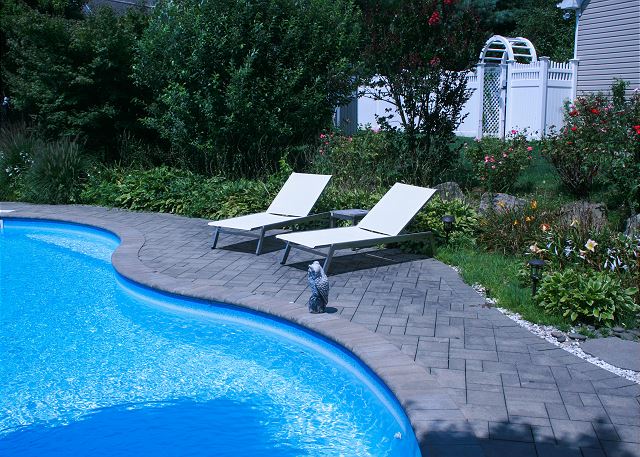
<box><xmin>22</xmin><ymin>137</ymin><xmax>89</xmax><ymax>204</ymax></box>
<box><xmin>134</xmin><ymin>0</ymin><xmax>362</xmax><ymax>177</ymax></box>
<box><xmin>81</xmin><ymin>165</ymin><xmax>292</xmax><ymax>219</ymax></box>
<box><xmin>535</xmin><ymin>269</ymin><xmax>638</xmax><ymax>326</ymax></box>
<box><xmin>0</xmin><ymin>125</ymin><xmax>40</xmax><ymax>199</ymax></box>
<box><xmin>602</xmin><ymin>81</ymin><xmax>640</xmax><ymax>217</ymax></box>
<box><xmin>464</xmin><ymin>131</ymin><xmax>534</xmax><ymax>193</ymax></box>
<box><xmin>309</xmin><ymin>128</ymin><xmax>403</xmax><ymax>190</ymax></box>
<box><xmin>541</xmin><ymin>80</ymin><xmax>639</xmax><ymax>205</ymax></box>
<box><xmin>1</xmin><ymin>2</ymin><xmax>150</xmax><ymax>161</ymax></box>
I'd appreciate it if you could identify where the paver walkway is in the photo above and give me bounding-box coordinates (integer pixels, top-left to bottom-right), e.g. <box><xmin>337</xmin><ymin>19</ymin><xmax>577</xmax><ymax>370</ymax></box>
<box><xmin>3</xmin><ymin>203</ymin><xmax>639</xmax><ymax>457</ymax></box>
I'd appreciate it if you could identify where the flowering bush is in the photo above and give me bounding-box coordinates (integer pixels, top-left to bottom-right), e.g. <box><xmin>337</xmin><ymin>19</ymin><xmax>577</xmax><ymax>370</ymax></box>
<box><xmin>477</xmin><ymin>199</ymin><xmax>548</xmax><ymax>254</ymax></box>
<box><xmin>464</xmin><ymin>130</ymin><xmax>533</xmax><ymax>192</ymax></box>
<box><xmin>527</xmin><ymin>219</ymin><xmax>639</xmax><ymax>309</ymax></box>
<box><xmin>541</xmin><ymin>80</ymin><xmax>640</xmax><ymax>209</ymax></box>
<box><xmin>529</xmin><ymin>218</ymin><xmax>638</xmax><ymax>274</ymax></box>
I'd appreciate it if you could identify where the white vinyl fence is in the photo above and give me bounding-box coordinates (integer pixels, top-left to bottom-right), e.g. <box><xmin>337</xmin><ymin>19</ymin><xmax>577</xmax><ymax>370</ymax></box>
<box><xmin>338</xmin><ymin>59</ymin><xmax>578</xmax><ymax>139</ymax></box>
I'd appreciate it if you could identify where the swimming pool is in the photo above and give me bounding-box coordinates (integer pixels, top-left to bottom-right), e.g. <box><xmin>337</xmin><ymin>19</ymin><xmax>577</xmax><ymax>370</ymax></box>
<box><xmin>0</xmin><ymin>219</ymin><xmax>420</xmax><ymax>456</ymax></box>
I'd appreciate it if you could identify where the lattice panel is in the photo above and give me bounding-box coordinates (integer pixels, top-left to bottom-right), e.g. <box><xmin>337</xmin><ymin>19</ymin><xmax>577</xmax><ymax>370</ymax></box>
<box><xmin>482</xmin><ymin>67</ymin><xmax>502</xmax><ymax>136</ymax></box>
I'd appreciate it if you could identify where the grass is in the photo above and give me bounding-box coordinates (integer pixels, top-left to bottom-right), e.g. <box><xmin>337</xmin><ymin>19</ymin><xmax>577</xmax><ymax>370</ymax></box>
<box><xmin>435</xmin><ymin>244</ymin><xmax>570</xmax><ymax>330</ymax></box>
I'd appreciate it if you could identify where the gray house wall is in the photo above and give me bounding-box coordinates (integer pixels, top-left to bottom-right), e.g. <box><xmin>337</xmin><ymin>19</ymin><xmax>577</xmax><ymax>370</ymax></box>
<box><xmin>576</xmin><ymin>0</ymin><xmax>640</xmax><ymax>96</ymax></box>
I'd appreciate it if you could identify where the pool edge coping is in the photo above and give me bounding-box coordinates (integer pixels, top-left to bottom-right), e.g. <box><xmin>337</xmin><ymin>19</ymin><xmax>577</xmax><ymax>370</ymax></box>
<box><xmin>1</xmin><ymin>207</ymin><xmax>469</xmax><ymax>454</ymax></box>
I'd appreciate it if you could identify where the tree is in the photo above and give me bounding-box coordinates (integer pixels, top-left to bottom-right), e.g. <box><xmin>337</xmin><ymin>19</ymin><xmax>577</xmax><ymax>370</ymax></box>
<box><xmin>134</xmin><ymin>0</ymin><xmax>362</xmax><ymax>177</ymax></box>
<box><xmin>1</xmin><ymin>1</ymin><xmax>150</xmax><ymax>160</ymax></box>
<box><xmin>358</xmin><ymin>0</ymin><xmax>488</xmax><ymax>184</ymax></box>
<box><xmin>489</xmin><ymin>0</ymin><xmax>574</xmax><ymax>61</ymax></box>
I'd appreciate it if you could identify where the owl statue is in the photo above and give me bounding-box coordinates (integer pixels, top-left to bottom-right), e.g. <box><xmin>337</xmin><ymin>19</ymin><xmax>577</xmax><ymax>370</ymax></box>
<box><xmin>307</xmin><ymin>261</ymin><xmax>329</xmax><ymax>313</ymax></box>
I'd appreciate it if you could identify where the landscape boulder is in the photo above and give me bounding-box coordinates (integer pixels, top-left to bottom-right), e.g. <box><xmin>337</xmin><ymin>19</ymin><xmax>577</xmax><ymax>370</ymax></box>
<box><xmin>559</xmin><ymin>201</ymin><xmax>607</xmax><ymax>231</ymax></box>
<box><xmin>624</xmin><ymin>213</ymin><xmax>639</xmax><ymax>237</ymax></box>
<box><xmin>479</xmin><ymin>193</ymin><xmax>527</xmax><ymax>214</ymax></box>
<box><xmin>434</xmin><ymin>182</ymin><xmax>465</xmax><ymax>202</ymax></box>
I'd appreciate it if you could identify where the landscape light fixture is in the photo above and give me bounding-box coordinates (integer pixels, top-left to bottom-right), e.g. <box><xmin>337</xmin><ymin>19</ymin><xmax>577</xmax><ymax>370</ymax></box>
<box><xmin>528</xmin><ymin>259</ymin><xmax>545</xmax><ymax>296</ymax></box>
<box><xmin>441</xmin><ymin>215</ymin><xmax>455</xmax><ymax>244</ymax></box>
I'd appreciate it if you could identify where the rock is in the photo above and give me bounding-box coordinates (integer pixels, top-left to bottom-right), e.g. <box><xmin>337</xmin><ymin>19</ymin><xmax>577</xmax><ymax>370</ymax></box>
<box><xmin>581</xmin><ymin>337</ymin><xmax>640</xmax><ymax>371</ymax></box>
<box><xmin>434</xmin><ymin>182</ymin><xmax>465</xmax><ymax>202</ymax></box>
<box><xmin>629</xmin><ymin>329</ymin><xmax>640</xmax><ymax>337</ymax></box>
<box><xmin>479</xmin><ymin>193</ymin><xmax>527</xmax><ymax>214</ymax></box>
<box><xmin>556</xmin><ymin>335</ymin><xmax>567</xmax><ymax>343</ymax></box>
<box><xmin>621</xmin><ymin>332</ymin><xmax>636</xmax><ymax>341</ymax></box>
<box><xmin>567</xmin><ymin>332</ymin><xmax>587</xmax><ymax>341</ymax></box>
<box><xmin>624</xmin><ymin>214</ymin><xmax>639</xmax><ymax>237</ymax></box>
<box><xmin>612</xmin><ymin>326</ymin><xmax>625</xmax><ymax>333</ymax></box>
<box><xmin>559</xmin><ymin>201</ymin><xmax>607</xmax><ymax>231</ymax></box>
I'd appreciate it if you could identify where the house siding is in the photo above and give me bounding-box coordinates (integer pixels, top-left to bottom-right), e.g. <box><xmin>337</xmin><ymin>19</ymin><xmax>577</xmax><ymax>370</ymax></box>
<box><xmin>576</xmin><ymin>0</ymin><xmax>640</xmax><ymax>97</ymax></box>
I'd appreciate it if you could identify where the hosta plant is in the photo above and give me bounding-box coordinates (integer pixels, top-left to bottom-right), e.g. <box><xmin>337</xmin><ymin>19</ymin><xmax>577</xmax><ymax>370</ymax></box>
<box><xmin>535</xmin><ymin>269</ymin><xmax>638</xmax><ymax>326</ymax></box>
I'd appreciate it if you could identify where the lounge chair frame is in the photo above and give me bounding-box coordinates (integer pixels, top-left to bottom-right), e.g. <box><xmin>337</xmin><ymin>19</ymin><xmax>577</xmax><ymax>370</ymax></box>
<box><xmin>211</xmin><ymin>212</ymin><xmax>330</xmax><ymax>255</ymax></box>
<box><xmin>279</xmin><ymin>230</ymin><xmax>435</xmax><ymax>273</ymax></box>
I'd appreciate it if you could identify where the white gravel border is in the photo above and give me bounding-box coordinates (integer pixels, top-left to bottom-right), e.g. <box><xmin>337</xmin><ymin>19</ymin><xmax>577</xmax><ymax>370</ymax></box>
<box><xmin>457</xmin><ymin>270</ymin><xmax>640</xmax><ymax>384</ymax></box>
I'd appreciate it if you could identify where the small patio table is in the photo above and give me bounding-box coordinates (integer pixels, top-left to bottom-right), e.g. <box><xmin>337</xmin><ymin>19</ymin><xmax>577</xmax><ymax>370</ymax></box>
<box><xmin>329</xmin><ymin>209</ymin><xmax>369</xmax><ymax>228</ymax></box>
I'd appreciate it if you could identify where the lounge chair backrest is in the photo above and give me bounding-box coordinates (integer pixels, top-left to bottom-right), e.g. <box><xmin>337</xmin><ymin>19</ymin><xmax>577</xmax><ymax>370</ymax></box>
<box><xmin>267</xmin><ymin>173</ymin><xmax>332</xmax><ymax>217</ymax></box>
<box><xmin>358</xmin><ymin>183</ymin><xmax>437</xmax><ymax>236</ymax></box>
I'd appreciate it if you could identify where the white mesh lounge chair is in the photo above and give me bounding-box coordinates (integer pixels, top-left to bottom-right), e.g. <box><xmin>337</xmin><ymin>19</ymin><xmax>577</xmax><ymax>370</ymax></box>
<box><xmin>208</xmin><ymin>172</ymin><xmax>332</xmax><ymax>255</ymax></box>
<box><xmin>277</xmin><ymin>183</ymin><xmax>437</xmax><ymax>273</ymax></box>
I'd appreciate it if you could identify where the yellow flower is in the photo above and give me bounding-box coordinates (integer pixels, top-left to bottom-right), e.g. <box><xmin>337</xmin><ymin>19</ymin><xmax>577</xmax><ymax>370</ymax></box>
<box><xmin>530</xmin><ymin>200</ymin><xmax>537</xmax><ymax>209</ymax></box>
<box><xmin>570</xmin><ymin>219</ymin><xmax>579</xmax><ymax>227</ymax></box>
<box><xmin>525</xmin><ymin>216</ymin><xmax>533</xmax><ymax>222</ymax></box>
<box><xmin>585</xmin><ymin>239</ymin><xmax>598</xmax><ymax>252</ymax></box>
<box><xmin>540</xmin><ymin>223</ymin><xmax>550</xmax><ymax>232</ymax></box>
<box><xmin>497</xmin><ymin>201</ymin><xmax>506</xmax><ymax>209</ymax></box>
<box><xmin>513</xmin><ymin>219</ymin><xmax>519</xmax><ymax>226</ymax></box>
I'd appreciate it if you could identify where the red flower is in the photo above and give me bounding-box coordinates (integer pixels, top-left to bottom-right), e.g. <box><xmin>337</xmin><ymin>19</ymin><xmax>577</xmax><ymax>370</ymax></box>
<box><xmin>590</xmin><ymin>108</ymin><xmax>600</xmax><ymax>115</ymax></box>
<box><xmin>443</xmin><ymin>0</ymin><xmax>454</xmax><ymax>4</ymax></box>
<box><xmin>633</xmin><ymin>125</ymin><xmax>640</xmax><ymax>135</ymax></box>
<box><xmin>428</xmin><ymin>11</ymin><xmax>441</xmax><ymax>25</ymax></box>
<box><xmin>571</xmin><ymin>125</ymin><xmax>578</xmax><ymax>132</ymax></box>
<box><xmin>569</xmin><ymin>110</ymin><xmax>578</xmax><ymax>117</ymax></box>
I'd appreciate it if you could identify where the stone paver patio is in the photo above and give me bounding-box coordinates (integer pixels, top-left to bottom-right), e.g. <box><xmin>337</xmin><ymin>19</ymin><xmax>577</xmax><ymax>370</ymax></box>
<box><xmin>2</xmin><ymin>203</ymin><xmax>639</xmax><ymax>457</ymax></box>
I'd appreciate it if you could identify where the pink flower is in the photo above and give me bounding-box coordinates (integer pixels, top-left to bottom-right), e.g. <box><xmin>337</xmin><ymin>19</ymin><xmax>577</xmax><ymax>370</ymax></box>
<box><xmin>428</xmin><ymin>11</ymin><xmax>441</xmax><ymax>26</ymax></box>
<box><xmin>511</xmin><ymin>129</ymin><xmax>518</xmax><ymax>135</ymax></box>
<box><xmin>503</xmin><ymin>153</ymin><xmax>508</xmax><ymax>158</ymax></box>
<box><xmin>319</xmin><ymin>133</ymin><xmax>326</xmax><ymax>139</ymax></box>
<box><xmin>429</xmin><ymin>56</ymin><xmax>441</xmax><ymax>66</ymax></box>
<box><xmin>491</xmin><ymin>165</ymin><xmax>496</xmax><ymax>169</ymax></box>
<box><xmin>527</xmin><ymin>146</ymin><xmax>533</xmax><ymax>151</ymax></box>
<box><xmin>484</xmin><ymin>155</ymin><xmax>490</xmax><ymax>163</ymax></box>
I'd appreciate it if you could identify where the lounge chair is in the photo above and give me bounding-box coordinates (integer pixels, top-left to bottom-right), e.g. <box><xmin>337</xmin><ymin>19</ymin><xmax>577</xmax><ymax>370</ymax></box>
<box><xmin>277</xmin><ymin>183</ymin><xmax>437</xmax><ymax>273</ymax></box>
<box><xmin>208</xmin><ymin>172</ymin><xmax>332</xmax><ymax>255</ymax></box>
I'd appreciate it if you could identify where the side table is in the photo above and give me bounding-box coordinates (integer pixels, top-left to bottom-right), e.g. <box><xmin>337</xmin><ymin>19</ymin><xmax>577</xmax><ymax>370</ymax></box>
<box><xmin>329</xmin><ymin>209</ymin><xmax>369</xmax><ymax>228</ymax></box>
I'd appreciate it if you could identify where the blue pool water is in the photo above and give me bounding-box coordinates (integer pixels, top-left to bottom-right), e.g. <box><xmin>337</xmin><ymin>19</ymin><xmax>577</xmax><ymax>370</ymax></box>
<box><xmin>0</xmin><ymin>220</ymin><xmax>420</xmax><ymax>456</ymax></box>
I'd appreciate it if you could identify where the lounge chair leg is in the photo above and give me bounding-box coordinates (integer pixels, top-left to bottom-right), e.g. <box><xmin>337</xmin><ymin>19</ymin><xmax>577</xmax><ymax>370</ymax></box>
<box><xmin>323</xmin><ymin>246</ymin><xmax>335</xmax><ymax>274</ymax></box>
<box><xmin>255</xmin><ymin>227</ymin><xmax>267</xmax><ymax>255</ymax></box>
<box><xmin>280</xmin><ymin>242</ymin><xmax>292</xmax><ymax>265</ymax></box>
<box><xmin>211</xmin><ymin>227</ymin><xmax>220</xmax><ymax>249</ymax></box>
